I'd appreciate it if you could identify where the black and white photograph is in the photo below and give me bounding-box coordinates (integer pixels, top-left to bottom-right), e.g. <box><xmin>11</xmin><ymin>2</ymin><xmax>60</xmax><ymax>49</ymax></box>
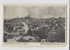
<box><xmin>3</xmin><ymin>5</ymin><xmax>66</xmax><ymax>43</ymax></box>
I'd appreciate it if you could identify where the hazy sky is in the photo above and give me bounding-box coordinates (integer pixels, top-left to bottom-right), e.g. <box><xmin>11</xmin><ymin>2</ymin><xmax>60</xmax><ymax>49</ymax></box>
<box><xmin>4</xmin><ymin>6</ymin><xmax>66</xmax><ymax>19</ymax></box>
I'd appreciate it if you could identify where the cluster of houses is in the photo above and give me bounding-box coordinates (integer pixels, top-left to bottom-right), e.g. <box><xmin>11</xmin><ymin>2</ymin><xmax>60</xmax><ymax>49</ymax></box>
<box><xmin>4</xmin><ymin>16</ymin><xmax>65</xmax><ymax>42</ymax></box>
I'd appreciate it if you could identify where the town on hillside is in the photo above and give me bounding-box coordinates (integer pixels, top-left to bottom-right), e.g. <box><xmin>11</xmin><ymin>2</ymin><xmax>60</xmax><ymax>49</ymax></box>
<box><xmin>4</xmin><ymin>15</ymin><xmax>65</xmax><ymax>42</ymax></box>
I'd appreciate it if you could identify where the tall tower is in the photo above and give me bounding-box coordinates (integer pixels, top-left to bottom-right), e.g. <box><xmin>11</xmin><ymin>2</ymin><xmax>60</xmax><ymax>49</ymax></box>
<box><xmin>26</xmin><ymin>7</ymin><xmax>31</xmax><ymax>18</ymax></box>
<box><xmin>17</xmin><ymin>16</ymin><xmax>18</xmax><ymax>19</ymax></box>
<box><xmin>28</xmin><ymin>14</ymin><xmax>30</xmax><ymax>18</ymax></box>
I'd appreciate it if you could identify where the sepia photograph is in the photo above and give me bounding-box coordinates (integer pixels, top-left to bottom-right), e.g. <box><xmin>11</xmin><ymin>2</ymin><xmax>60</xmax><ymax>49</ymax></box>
<box><xmin>3</xmin><ymin>4</ymin><xmax>66</xmax><ymax>46</ymax></box>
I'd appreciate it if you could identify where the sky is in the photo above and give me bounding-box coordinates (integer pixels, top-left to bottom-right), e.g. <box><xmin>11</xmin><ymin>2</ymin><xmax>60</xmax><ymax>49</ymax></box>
<box><xmin>4</xmin><ymin>6</ymin><xmax>66</xmax><ymax>19</ymax></box>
